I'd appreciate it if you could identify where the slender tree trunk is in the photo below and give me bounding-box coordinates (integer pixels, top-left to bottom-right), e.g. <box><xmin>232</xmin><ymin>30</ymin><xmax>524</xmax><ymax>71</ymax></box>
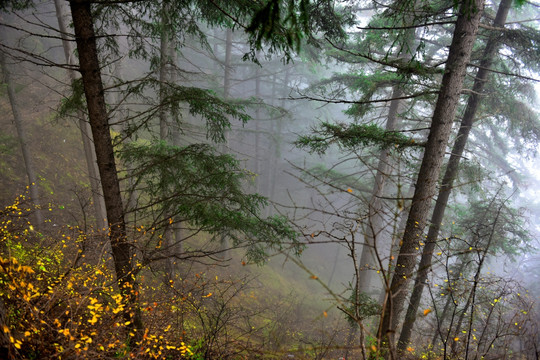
<box><xmin>255</xmin><ymin>67</ymin><xmax>261</xmax><ymax>194</ymax></box>
<box><xmin>159</xmin><ymin>2</ymin><xmax>171</xmax><ymax>142</ymax></box>
<box><xmin>53</xmin><ymin>0</ymin><xmax>107</xmax><ymax>232</ymax></box>
<box><xmin>224</xmin><ymin>28</ymin><xmax>232</xmax><ymax>99</ymax></box>
<box><xmin>358</xmin><ymin>86</ymin><xmax>402</xmax><ymax>295</ymax></box>
<box><xmin>0</xmin><ymin>48</ymin><xmax>44</xmax><ymax>228</ymax></box>
<box><xmin>158</xmin><ymin>2</ymin><xmax>181</xmax><ymax>277</ymax></box>
<box><xmin>170</xmin><ymin>46</ymin><xmax>183</xmax><ymax>260</ymax></box>
<box><xmin>219</xmin><ymin>28</ymin><xmax>233</xmax><ymax>258</ymax></box>
<box><xmin>267</xmin><ymin>67</ymin><xmax>290</xmax><ymax>213</ymax></box>
<box><xmin>397</xmin><ymin>0</ymin><xmax>512</xmax><ymax>350</ymax></box>
<box><xmin>358</xmin><ymin>17</ymin><xmax>417</xmax><ymax>296</ymax></box>
<box><xmin>68</xmin><ymin>0</ymin><xmax>142</xmax><ymax>335</ymax></box>
<box><xmin>378</xmin><ymin>0</ymin><xmax>484</xmax><ymax>347</ymax></box>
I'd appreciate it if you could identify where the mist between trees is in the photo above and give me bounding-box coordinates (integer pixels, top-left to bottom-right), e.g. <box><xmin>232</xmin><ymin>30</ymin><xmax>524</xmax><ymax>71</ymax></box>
<box><xmin>0</xmin><ymin>0</ymin><xmax>539</xmax><ymax>359</ymax></box>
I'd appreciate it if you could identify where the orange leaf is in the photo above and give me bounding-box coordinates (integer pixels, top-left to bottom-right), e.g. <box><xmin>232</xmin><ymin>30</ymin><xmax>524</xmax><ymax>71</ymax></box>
<box><xmin>423</xmin><ymin>308</ymin><xmax>432</xmax><ymax>316</ymax></box>
<box><xmin>323</xmin><ymin>311</ymin><xmax>327</xmax><ymax>317</ymax></box>
<box><xmin>346</xmin><ymin>188</ymin><xmax>353</xmax><ymax>193</ymax></box>
<box><xmin>310</xmin><ymin>275</ymin><xmax>318</xmax><ymax>280</ymax></box>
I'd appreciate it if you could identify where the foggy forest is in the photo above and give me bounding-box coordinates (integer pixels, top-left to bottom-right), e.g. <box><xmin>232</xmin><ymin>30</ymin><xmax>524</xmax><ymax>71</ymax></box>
<box><xmin>1</xmin><ymin>0</ymin><xmax>540</xmax><ymax>359</ymax></box>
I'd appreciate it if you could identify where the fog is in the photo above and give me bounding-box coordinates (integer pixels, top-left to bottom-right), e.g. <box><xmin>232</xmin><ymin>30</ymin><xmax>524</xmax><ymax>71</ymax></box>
<box><xmin>0</xmin><ymin>0</ymin><xmax>539</xmax><ymax>359</ymax></box>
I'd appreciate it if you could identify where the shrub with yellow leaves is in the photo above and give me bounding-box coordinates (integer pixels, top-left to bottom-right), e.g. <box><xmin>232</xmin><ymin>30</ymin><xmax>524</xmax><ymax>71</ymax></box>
<box><xmin>0</xmin><ymin>202</ymin><xmax>195</xmax><ymax>359</ymax></box>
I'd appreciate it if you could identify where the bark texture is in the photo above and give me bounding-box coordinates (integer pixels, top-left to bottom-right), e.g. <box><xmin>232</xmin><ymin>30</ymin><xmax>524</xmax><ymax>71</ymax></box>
<box><xmin>378</xmin><ymin>0</ymin><xmax>485</xmax><ymax>346</ymax></box>
<box><xmin>397</xmin><ymin>0</ymin><xmax>512</xmax><ymax>349</ymax></box>
<box><xmin>69</xmin><ymin>0</ymin><xmax>142</xmax><ymax>334</ymax></box>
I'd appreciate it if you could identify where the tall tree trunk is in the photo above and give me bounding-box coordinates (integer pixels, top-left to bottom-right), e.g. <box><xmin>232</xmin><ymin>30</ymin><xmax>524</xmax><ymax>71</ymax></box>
<box><xmin>255</xmin><ymin>67</ymin><xmax>262</xmax><ymax>194</ymax></box>
<box><xmin>224</xmin><ymin>28</ymin><xmax>232</xmax><ymax>99</ymax></box>
<box><xmin>0</xmin><ymin>47</ymin><xmax>44</xmax><ymax>228</ymax></box>
<box><xmin>68</xmin><ymin>0</ymin><xmax>142</xmax><ymax>335</ymax></box>
<box><xmin>53</xmin><ymin>0</ymin><xmax>107</xmax><ymax>232</ymax></box>
<box><xmin>158</xmin><ymin>2</ymin><xmax>182</xmax><ymax>277</ymax></box>
<box><xmin>170</xmin><ymin>48</ymin><xmax>183</xmax><ymax>261</ymax></box>
<box><xmin>357</xmin><ymin>86</ymin><xmax>402</xmax><ymax>295</ymax></box>
<box><xmin>267</xmin><ymin>67</ymin><xmax>290</xmax><ymax>214</ymax></box>
<box><xmin>159</xmin><ymin>1</ymin><xmax>171</xmax><ymax>142</ymax></box>
<box><xmin>397</xmin><ymin>0</ymin><xmax>512</xmax><ymax>350</ymax></box>
<box><xmin>378</xmin><ymin>0</ymin><xmax>484</xmax><ymax>348</ymax></box>
<box><xmin>219</xmin><ymin>28</ymin><xmax>233</xmax><ymax>258</ymax></box>
<box><xmin>358</xmin><ymin>16</ymin><xmax>417</xmax><ymax>296</ymax></box>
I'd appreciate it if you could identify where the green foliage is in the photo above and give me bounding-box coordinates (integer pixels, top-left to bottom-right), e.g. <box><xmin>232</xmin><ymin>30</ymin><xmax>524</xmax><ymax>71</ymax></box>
<box><xmin>122</xmin><ymin>1</ymin><xmax>214</xmax><ymax>62</ymax></box>
<box><xmin>57</xmin><ymin>78</ymin><xmax>85</xmax><ymax>118</ymax></box>
<box><xmin>309</xmin><ymin>71</ymin><xmax>401</xmax><ymax>117</ymax></box>
<box><xmin>0</xmin><ymin>0</ymin><xmax>33</xmax><ymax>11</ymax></box>
<box><xmin>245</xmin><ymin>0</ymin><xmax>352</xmax><ymax>61</ymax></box>
<box><xmin>246</xmin><ymin>0</ymin><xmax>307</xmax><ymax>51</ymax></box>
<box><xmin>296</xmin><ymin>122</ymin><xmax>421</xmax><ymax>155</ymax></box>
<box><xmin>117</xmin><ymin>77</ymin><xmax>251</xmax><ymax>143</ymax></box>
<box><xmin>452</xmin><ymin>196</ymin><xmax>533</xmax><ymax>260</ymax></box>
<box><xmin>120</xmin><ymin>141</ymin><xmax>300</xmax><ymax>263</ymax></box>
<box><xmin>456</xmin><ymin>158</ymin><xmax>488</xmax><ymax>194</ymax></box>
<box><xmin>344</xmin><ymin>289</ymin><xmax>381</xmax><ymax>324</ymax></box>
<box><xmin>480</xmin><ymin>77</ymin><xmax>540</xmax><ymax>156</ymax></box>
<box><xmin>499</xmin><ymin>27</ymin><xmax>540</xmax><ymax>73</ymax></box>
<box><xmin>304</xmin><ymin>164</ymin><xmax>370</xmax><ymax>194</ymax></box>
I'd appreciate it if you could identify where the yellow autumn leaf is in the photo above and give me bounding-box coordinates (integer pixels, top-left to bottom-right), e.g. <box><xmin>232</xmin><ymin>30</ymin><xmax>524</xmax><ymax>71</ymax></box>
<box><xmin>323</xmin><ymin>311</ymin><xmax>327</xmax><ymax>318</ymax></box>
<box><xmin>346</xmin><ymin>188</ymin><xmax>353</xmax><ymax>193</ymax></box>
<box><xmin>423</xmin><ymin>308</ymin><xmax>432</xmax><ymax>316</ymax></box>
<box><xmin>454</xmin><ymin>337</ymin><xmax>459</xmax><ymax>341</ymax></box>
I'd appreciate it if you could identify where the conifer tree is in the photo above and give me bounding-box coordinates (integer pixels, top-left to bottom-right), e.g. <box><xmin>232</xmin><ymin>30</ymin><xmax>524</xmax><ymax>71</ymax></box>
<box><xmin>397</xmin><ymin>0</ymin><xmax>514</xmax><ymax>349</ymax></box>
<box><xmin>378</xmin><ymin>0</ymin><xmax>485</xmax><ymax>350</ymax></box>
